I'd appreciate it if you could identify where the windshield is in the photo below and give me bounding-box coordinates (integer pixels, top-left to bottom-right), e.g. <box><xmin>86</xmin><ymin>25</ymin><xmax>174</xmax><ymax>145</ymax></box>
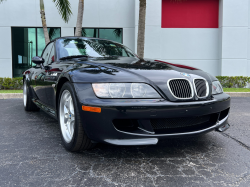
<box><xmin>57</xmin><ymin>38</ymin><xmax>135</xmax><ymax>59</ymax></box>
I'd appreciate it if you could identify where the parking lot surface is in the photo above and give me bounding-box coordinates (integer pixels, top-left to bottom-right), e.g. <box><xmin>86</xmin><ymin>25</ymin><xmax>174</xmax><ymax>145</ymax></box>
<box><xmin>0</xmin><ymin>98</ymin><xmax>250</xmax><ymax>187</ymax></box>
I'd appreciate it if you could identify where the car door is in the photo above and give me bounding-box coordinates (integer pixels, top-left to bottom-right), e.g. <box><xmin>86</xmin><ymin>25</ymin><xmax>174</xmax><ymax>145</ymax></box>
<box><xmin>32</xmin><ymin>42</ymin><xmax>54</xmax><ymax>104</ymax></box>
<box><xmin>43</xmin><ymin>43</ymin><xmax>59</xmax><ymax>109</ymax></box>
<box><xmin>43</xmin><ymin>42</ymin><xmax>64</xmax><ymax>110</ymax></box>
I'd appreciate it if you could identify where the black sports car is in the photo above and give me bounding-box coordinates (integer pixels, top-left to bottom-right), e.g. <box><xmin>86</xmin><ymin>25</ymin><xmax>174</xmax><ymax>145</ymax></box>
<box><xmin>23</xmin><ymin>37</ymin><xmax>230</xmax><ymax>152</ymax></box>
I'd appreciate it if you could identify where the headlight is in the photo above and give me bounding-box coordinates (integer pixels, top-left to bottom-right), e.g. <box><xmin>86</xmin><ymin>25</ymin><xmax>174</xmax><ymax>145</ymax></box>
<box><xmin>212</xmin><ymin>81</ymin><xmax>223</xmax><ymax>95</ymax></box>
<box><xmin>92</xmin><ymin>83</ymin><xmax>161</xmax><ymax>98</ymax></box>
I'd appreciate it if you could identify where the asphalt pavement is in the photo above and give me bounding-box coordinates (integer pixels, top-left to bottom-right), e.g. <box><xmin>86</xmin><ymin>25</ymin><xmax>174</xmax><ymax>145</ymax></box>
<box><xmin>0</xmin><ymin>98</ymin><xmax>250</xmax><ymax>187</ymax></box>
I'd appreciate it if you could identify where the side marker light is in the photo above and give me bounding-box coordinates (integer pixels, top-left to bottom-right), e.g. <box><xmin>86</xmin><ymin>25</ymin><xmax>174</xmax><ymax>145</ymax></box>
<box><xmin>82</xmin><ymin>105</ymin><xmax>101</xmax><ymax>113</ymax></box>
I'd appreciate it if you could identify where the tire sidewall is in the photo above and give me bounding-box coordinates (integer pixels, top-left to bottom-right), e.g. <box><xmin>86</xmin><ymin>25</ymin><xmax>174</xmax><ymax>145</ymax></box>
<box><xmin>58</xmin><ymin>82</ymin><xmax>80</xmax><ymax>151</ymax></box>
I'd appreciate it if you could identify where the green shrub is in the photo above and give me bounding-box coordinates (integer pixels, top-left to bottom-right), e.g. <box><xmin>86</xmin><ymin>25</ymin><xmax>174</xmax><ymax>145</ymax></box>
<box><xmin>0</xmin><ymin>78</ymin><xmax>3</xmax><ymax>87</ymax></box>
<box><xmin>2</xmin><ymin>78</ymin><xmax>14</xmax><ymax>89</ymax></box>
<box><xmin>0</xmin><ymin>76</ymin><xmax>249</xmax><ymax>90</ymax></box>
<box><xmin>0</xmin><ymin>77</ymin><xmax>23</xmax><ymax>90</ymax></box>
<box><xmin>216</xmin><ymin>76</ymin><xmax>250</xmax><ymax>88</ymax></box>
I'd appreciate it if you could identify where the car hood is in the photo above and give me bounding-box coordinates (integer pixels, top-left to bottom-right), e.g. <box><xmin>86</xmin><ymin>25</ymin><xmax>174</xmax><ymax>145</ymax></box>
<box><xmin>69</xmin><ymin>57</ymin><xmax>216</xmax><ymax>100</ymax></box>
<box><xmin>72</xmin><ymin>57</ymin><xmax>215</xmax><ymax>84</ymax></box>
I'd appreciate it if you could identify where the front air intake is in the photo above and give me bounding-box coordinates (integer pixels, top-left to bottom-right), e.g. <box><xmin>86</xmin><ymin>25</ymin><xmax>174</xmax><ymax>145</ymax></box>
<box><xmin>150</xmin><ymin>115</ymin><xmax>211</xmax><ymax>130</ymax></box>
<box><xmin>194</xmin><ymin>79</ymin><xmax>208</xmax><ymax>98</ymax></box>
<box><xmin>168</xmin><ymin>79</ymin><xmax>193</xmax><ymax>99</ymax></box>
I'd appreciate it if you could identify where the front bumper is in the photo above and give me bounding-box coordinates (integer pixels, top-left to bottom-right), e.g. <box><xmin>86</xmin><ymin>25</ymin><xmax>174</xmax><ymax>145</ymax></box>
<box><xmin>77</xmin><ymin>91</ymin><xmax>231</xmax><ymax>146</ymax></box>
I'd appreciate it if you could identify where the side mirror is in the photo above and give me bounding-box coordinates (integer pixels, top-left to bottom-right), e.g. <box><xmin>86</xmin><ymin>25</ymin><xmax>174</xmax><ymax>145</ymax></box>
<box><xmin>32</xmin><ymin>56</ymin><xmax>44</xmax><ymax>65</ymax></box>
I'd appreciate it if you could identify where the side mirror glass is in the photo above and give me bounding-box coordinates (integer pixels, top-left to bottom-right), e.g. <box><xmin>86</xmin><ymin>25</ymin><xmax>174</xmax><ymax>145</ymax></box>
<box><xmin>32</xmin><ymin>56</ymin><xmax>44</xmax><ymax>65</ymax></box>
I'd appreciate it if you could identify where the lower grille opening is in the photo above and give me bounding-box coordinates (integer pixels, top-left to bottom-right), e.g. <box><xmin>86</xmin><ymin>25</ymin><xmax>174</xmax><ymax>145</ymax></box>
<box><xmin>113</xmin><ymin>113</ymin><xmax>220</xmax><ymax>135</ymax></box>
<box><xmin>113</xmin><ymin>119</ymin><xmax>139</xmax><ymax>132</ymax></box>
<box><xmin>219</xmin><ymin>108</ymin><xmax>230</xmax><ymax>121</ymax></box>
<box><xmin>150</xmin><ymin>113</ymin><xmax>218</xmax><ymax>134</ymax></box>
<box><xmin>150</xmin><ymin>115</ymin><xmax>211</xmax><ymax>130</ymax></box>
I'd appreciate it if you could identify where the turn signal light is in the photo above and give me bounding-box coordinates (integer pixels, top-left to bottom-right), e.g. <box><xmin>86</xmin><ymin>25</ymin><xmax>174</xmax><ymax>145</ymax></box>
<box><xmin>82</xmin><ymin>105</ymin><xmax>101</xmax><ymax>113</ymax></box>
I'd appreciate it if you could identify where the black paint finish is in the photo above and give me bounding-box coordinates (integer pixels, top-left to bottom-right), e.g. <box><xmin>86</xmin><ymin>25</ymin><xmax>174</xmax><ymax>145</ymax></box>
<box><xmin>23</xmin><ymin>37</ymin><xmax>231</xmax><ymax>145</ymax></box>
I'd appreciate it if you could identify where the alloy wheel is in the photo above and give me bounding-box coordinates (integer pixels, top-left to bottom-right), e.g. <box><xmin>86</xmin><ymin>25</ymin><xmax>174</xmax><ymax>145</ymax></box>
<box><xmin>59</xmin><ymin>90</ymin><xmax>75</xmax><ymax>143</ymax></box>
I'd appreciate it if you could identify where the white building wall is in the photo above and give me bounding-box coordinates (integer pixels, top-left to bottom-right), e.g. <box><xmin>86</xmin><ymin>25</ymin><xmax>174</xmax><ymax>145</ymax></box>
<box><xmin>0</xmin><ymin>0</ymin><xmax>135</xmax><ymax>78</ymax></box>
<box><xmin>135</xmin><ymin>0</ymin><xmax>250</xmax><ymax>77</ymax></box>
<box><xmin>220</xmin><ymin>0</ymin><xmax>249</xmax><ymax>76</ymax></box>
<box><xmin>1</xmin><ymin>0</ymin><xmax>250</xmax><ymax>77</ymax></box>
<box><xmin>248</xmin><ymin>1</ymin><xmax>250</xmax><ymax>76</ymax></box>
<box><xmin>135</xmin><ymin>0</ymin><xmax>221</xmax><ymax>77</ymax></box>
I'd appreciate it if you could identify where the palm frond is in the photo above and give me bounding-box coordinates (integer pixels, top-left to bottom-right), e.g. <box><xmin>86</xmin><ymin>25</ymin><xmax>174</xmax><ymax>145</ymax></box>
<box><xmin>0</xmin><ymin>0</ymin><xmax>6</xmax><ymax>3</ymax></box>
<box><xmin>49</xmin><ymin>28</ymin><xmax>57</xmax><ymax>40</ymax></box>
<box><xmin>81</xmin><ymin>29</ymin><xmax>86</xmax><ymax>36</ymax></box>
<box><xmin>113</xmin><ymin>29</ymin><xmax>122</xmax><ymax>38</ymax></box>
<box><xmin>53</xmin><ymin>0</ymin><xmax>72</xmax><ymax>23</ymax></box>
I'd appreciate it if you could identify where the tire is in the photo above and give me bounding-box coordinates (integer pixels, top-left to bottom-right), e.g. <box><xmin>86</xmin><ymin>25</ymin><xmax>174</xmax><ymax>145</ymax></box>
<box><xmin>23</xmin><ymin>80</ymin><xmax>40</xmax><ymax>111</ymax></box>
<box><xmin>58</xmin><ymin>82</ymin><xmax>96</xmax><ymax>152</ymax></box>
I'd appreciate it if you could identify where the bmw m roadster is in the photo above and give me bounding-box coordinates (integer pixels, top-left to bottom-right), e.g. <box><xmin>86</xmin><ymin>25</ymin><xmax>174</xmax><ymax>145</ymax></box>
<box><xmin>23</xmin><ymin>37</ymin><xmax>230</xmax><ymax>152</ymax></box>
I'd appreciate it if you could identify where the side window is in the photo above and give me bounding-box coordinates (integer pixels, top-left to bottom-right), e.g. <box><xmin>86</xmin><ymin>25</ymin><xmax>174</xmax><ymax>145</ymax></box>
<box><xmin>48</xmin><ymin>45</ymin><xmax>55</xmax><ymax>65</ymax></box>
<box><xmin>42</xmin><ymin>43</ymin><xmax>53</xmax><ymax>66</ymax></box>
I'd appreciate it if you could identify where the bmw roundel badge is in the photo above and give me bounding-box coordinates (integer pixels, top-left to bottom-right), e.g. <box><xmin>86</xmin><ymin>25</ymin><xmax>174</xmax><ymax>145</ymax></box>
<box><xmin>180</xmin><ymin>72</ymin><xmax>191</xmax><ymax>77</ymax></box>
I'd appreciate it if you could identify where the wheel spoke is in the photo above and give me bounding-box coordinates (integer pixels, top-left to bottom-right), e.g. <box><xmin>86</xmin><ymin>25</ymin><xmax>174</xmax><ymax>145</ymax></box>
<box><xmin>65</xmin><ymin>93</ymin><xmax>71</xmax><ymax>103</ymax></box>
<box><xmin>65</xmin><ymin>99</ymin><xmax>71</xmax><ymax>112</ymax></box>
<box><xmin>64</xmin><ymin>105</ymin><xmax>69</xmax><ymax>113</ymax></box>
<box><xmin>69</xmin><ymin>98</ymin><xmax>74</xmax><ymax>114</ymax></box>
<box><xmin>69</xmin><ymin>120</ymin><xmax>74</xmax><ymax>137</ymax></box>
<box><xmin>71</xmin><ymin>114</ymin><xmax>75</xmax><ymax>122</ymax></box>
<box><xmin>64</xmin><ymin>114</ymin><xmax>69</xmax><ymax>124</ymax></box>
<box><xmin>67</xmin><ymin>121</ymin><xmax>72</xmax><ymax>136</ymax></box>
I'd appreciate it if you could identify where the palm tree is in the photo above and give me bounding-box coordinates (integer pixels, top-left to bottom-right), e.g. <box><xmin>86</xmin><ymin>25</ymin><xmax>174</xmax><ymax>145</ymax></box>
<box><xmin>137</xmin><ymin>0</ymin><xmax>146</xmax><ymax>58</ymax></box>
<box><xmin>41</xmin><ymin>0</ymin><xmax>72</xmax><ymax>44</ymax></box>
<box><xmin>75</xmin><ymin>0</ymin><xmax>84</xmax><ymax>36</ymax></box>
<box><xmin>1</xmin><ymin>0</ymin><xmax>72</xmax><ymax>45</ymax></box>
<box><xmin>137</xmin><ymin>0</ymin><xmax>183</xmax><ymax>58</ymax></box>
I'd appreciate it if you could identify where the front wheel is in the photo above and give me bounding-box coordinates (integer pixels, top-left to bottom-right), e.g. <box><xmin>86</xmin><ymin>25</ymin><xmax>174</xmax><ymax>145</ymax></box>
<box><xmin>58</xmin><ymin>82</ymin><xmax>95</xmax><ymax>152</ymax></box>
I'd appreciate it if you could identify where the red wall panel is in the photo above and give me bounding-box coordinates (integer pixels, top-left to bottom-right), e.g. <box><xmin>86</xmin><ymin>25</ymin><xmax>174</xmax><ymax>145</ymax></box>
<box><xmin>162</xmin><ymin>0</ymin><xmax>219</xmax><ymax>28</ymax></box>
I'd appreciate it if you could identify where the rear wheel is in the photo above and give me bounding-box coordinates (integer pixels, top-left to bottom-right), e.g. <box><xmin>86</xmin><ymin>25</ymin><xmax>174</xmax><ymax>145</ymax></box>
<box><xmin>23</xmin><ymin>80</ymin><xmax>40</xmax><ymax>111</ymax></box>
<box><xmin>58</xmin><ymin>82</ymin><xmax>95</xmax><ymax>152</ymax></box>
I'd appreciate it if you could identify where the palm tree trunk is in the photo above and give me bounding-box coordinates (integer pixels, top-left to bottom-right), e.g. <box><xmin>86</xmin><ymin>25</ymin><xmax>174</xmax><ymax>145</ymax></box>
<box><xmin>75</xmin><ymin>0</ymin><xmax>84</xmax><ymax>36</ymax></box>
<box><xmin>137</xmin><ymin>0</ymin><xmax>146</xmax><ymax>58</ymax></box>
<box><xmin>40</xmin><ymin>0</ymin><xmax>50</xmax><ymax>45</ymax></box>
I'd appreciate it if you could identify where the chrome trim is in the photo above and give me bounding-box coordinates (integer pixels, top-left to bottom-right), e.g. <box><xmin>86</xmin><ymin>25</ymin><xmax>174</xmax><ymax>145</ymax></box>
<box><xmin>217</xmin><ymin>124</ymin><xmax>230</xmax><ymax>132</ymax></box>
<box><xmin>138</xmin><ymin>127</ymin><xmax>155</xmax><ymax>134</ymax></box>
<box><xmin>104</xmin><ymin>138</ymin><xmax>158</xmax><ymax>145</ymax></box>
<box><xmin>114</xmin><ymin>115</ymin><xmax>229</xmax><ymax>137</ymax></box>
<box><xmin>193</xmin><ymin>78</ymin><xmax>209</xmax><ymax>99</ymax></box>
<box><xmin>167</xmin><ymin>78</ymin><xmax>194</xmax><ymax>100</ymax></box>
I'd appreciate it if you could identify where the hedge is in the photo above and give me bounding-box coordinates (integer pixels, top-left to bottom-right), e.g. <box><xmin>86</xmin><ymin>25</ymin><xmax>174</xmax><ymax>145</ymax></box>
<box><xmin>0</xmin><ymin>77</ymin><xmax>23</xmax><ymax>90</ymax></box>
<box><xmin>0</xmin><ymin>76</ymin><xmax>249</xmax><ymax>90</ymax></box>
<box><xmin>216</xmin><ymin>76</ymin><xmax>250</xmax><ymax>88</ymax></box>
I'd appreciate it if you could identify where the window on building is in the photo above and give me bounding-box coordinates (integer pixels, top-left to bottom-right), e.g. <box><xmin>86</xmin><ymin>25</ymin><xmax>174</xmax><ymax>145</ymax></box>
<box><xmin>12</xmin><ymin>27</ymin><xmax>60</xmax><ymax>77</ymax></box>
<box><xmin>75</xmin><ymin>28</ymin><xmax>123</xmax><ymax>43</ymax></box>
<box><xmin>162</xmin><ymin>0</ymin><xmax>219</xmax><ymax>28</ymax></box>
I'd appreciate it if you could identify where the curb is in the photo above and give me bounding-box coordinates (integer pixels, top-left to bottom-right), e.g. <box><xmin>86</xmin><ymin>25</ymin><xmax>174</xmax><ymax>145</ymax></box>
<box><xmin>0</xmin><ymin>93</ymin><xmax>23</xmax><ymax>99</ymax></box>
<box><xmin>0</xmin><ymin>92</ymin><xmax>249</xmax><ymax>99</ymax></box>
<box><xmin>225</xmin><ymin>92</ymin><xmax>250</xmax><ymax>97</ymax></box>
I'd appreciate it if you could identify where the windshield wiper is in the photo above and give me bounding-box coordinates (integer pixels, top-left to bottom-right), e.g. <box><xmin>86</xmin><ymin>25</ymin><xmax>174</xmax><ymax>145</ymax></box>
<box><xmin>59</xmin><ymin>55</ymin><xmax>91</xmax><ymax>60</ymax></box>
